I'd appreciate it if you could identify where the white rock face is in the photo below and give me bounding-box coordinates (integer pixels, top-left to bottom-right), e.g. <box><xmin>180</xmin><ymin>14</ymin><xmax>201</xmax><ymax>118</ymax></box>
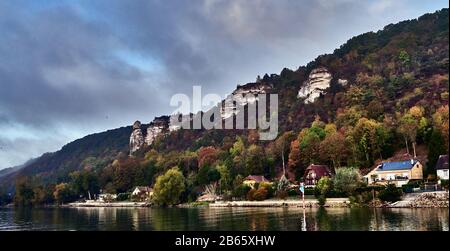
<box><xmin>145</xmin><ymin>125</ymin><xmax>164</xmax><ymax>145</ymax></box>
<box><xmin>129</xmin><ymin>121</ymin><xmax>144</xmax><ymax>155</ymax></box>
<box><xmin>297</xmin><ymin>67</ymin><xmax>332</xmax><ymax>103</ymax></box>
<box><xmin>145</xmin><ymin>116</ymin><xmax>170</xmax><ymax>146</ymax></box>
<box><xmin>221</xmin><ymin>83</ymin><xmax>271</xmax><ymax>119</ymax></box>
<box><xmin>338</xmin><ymin>78</ymin><xmax>348</xmax><ymax>86</ymax></box>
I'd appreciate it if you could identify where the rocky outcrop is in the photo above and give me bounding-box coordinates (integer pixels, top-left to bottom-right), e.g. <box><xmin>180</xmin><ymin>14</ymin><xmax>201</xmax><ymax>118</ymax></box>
<box><xmin>297</xmin><ymin>67</ymin><xmax>332</xmax><ymax>103</ymax></box>
<box><xmin>221</xmin><ymin>83</ymin><xmax>272</xmax><ymax>119</ymax></box>
<box><xmin>145</xmin><ymin>116</ymin><xmax>170</xmax><ymax>146</ymax></box>
<box><xmin>129</xmin><ymin>121</ymin><xmax>144</xmax><ymax>155</ymax></box>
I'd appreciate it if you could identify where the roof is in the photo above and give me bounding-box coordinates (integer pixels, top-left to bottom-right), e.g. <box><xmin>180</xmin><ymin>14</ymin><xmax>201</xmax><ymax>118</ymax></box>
<box><xmin>134</xmin><ymin>186</ymin><xmax>152</xmax><ymax>192</ymax></box>
<box><xmin>436</xmin><ymin>155</ymin><xmax>449</xmax><ymax>170</ymax></box>
<box><xmin>245</xmin><ymin>175</ymin><xmax>269</xmax><ymax>183</ymax></box>
<box><xmin>377</xmin><ymin>160</ymin><xmax>419</xmax><ymax>171</ymax></box>
<box><xmin>304</xmin><ymin>164</ymin><xmax>331</xmax><ymax>178</ymax></box>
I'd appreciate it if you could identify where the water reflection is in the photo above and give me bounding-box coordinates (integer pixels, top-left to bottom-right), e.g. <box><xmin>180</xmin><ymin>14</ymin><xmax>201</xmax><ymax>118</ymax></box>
<box><xmin>0</xmin><ymin>207</ymin><xmax>447</xmax><ymax>231</ymax></box>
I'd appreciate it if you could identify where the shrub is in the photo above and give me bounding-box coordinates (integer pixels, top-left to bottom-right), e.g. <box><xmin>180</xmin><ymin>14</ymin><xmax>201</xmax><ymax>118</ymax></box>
<box><xmin>317</xmin><ymin>195</ymin><xmax>326</xmax><ymax>206</ymax></box>
<box><xmin>233</xmin><ymin>184</ymin><xmax>251</xmax><ymax>199</ymax></box>
<box><xmin>116</xmin><ymin>192</ymin><xmax>130</xmax><ymax>201</ymax></box>
<box><xmin>287</xmin><ymin>189</ymin><xmax>299</xmax><ymax>196</ymax></box>
<box><xmin>441</xmin><ymin>180</ymin><xmax>449</xmax><ymax>190</ymax></box>
<box><xmin>247</xmin><ymin>189</ymin><xmax>257</xmax><ymax>201</ymax></box>
<box><xmin>259</xmin><ymin>182</ymin><xmax>275</xmax><ymax>198</ymax></box>
<box><xmin>276</xmin><ymin>190</ymin><xmax>288</xmax><ymax>200</ymax></box>
<box><xmin>304</xmin><ymin>187</ymin><xmax>315</xmax><ymax>196</ymax></box>
<box><xmin>378</xmin><ymin>184</ymin><xmax>403</xmax><ymax>202</ymax></box>
<box><xmin>253</xmin><ymin>188</ymin><xmax>268</xmax><ymax>201</ymax></box>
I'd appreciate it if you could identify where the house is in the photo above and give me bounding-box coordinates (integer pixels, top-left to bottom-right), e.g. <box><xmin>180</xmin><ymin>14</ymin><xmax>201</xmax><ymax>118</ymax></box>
<box><xmin>243</xmin><ymin>175</ymin><xmax>269</xmax><ymax>188</ymax></box>
<box><xmin>303</xmin><ymin>164</ymin><xmax>332</xmax><ymax>187</ymax></box>
<box><xmin>436</xmin><ymin>155</ymin><xmax>449</xmax><ymax>183</ymax></box>
<box><xmin>364</xmin><ymin>159</ymin><xmax>423</xmax><ymax>187</ymax></box>
<box><xmin>98</xmin><ymin>193</ymin><xmax>117</xmax><ymax>202</ymax></box>
<box><xmin>131</xmin><ymin>186</ymin><xmax>153</xmax><ymax>200</ymax></box>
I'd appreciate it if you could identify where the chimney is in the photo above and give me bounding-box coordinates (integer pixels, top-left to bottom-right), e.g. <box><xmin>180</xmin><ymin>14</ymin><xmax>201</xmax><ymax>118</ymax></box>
<box><xmin>410</xmin><ymin>159</ymin><xmax>414</xmax><ymax>165</ymax></box>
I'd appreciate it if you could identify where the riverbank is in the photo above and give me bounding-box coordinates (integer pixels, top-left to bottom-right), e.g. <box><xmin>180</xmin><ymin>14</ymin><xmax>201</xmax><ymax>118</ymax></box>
<box><xmin>209</xmin><ymin>191</ymin><xmax>449</xmax><ymax>208</ymax></box>
<box><xmin>65</xmin><ymin>201</ymin><xmax>151</xmax><ymax>207</ymax></box>
<box><xmin>388</xmin><ymin>191</ymin><xmax>449</xmax><ymax>208</ymax></box>
<box><xmin>210</xmin><ymin>198</ymin><xmax>350</xmax><ymax>208</ymax></box>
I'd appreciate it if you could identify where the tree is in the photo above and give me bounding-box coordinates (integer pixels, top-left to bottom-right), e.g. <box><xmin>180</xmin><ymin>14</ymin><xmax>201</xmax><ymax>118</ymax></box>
<box><xmin>14</xmin><ymin>177</ymin><xmax>34</xmax><ymax>206</ymax></box>
<box><xmin>315</xmin><ymin>177</ymin><xmax>333</xmax><ymax>206</ymax></box>
<box><xmin>53</xmin><ymin>183</ymin><xmax>76</xmax><ymax>204</ymax></box>
<box><xmin>198</xmin><ymin>146</ymin><xmax>218</xmax><ymax>168</ymax></box>
<box><xmin>432</xmin><ymin>105</ymin><xmax>449</xmax><ymax>151</ymax></box>
<box><xmin>70</xmin><ymin>170</ymin><xmax>100</xmax><ymax>200</ymax></box>
<box><xmin>427</xmin><ymin>130</ymin><xmax>446</xmax><ymax>172</ymax></box>
<box><xmin>333</xmin><ymin>167</ymin><xmax>361</xmax><ymax>195</ymax></box>
<box><xmin>287</xmin><ymin>140</ymin><xmax>301</xmax><ymax>174</ymax></box>
<box><xmin>245</xmin><ymin>145</ymin><xmax>266</xmax><ymax>175</ymax></box>
<box><xmin>271</xmin><ymin>131</ymin><xmax>296</xmax><ymax>175</ymax></box>
<box><xmin>217</xmin><ymin>164</ymin><xmax>232</xmax><ymax>192</ymax></box>
<box><xmin>319</xmin><ymin>132</ymin><xmax>348</xmax><ymax>169</ymax></box>
<box><xmin>152</xmin><ymin>167</ymin><xmax>186</xmax><ymax>206</ymax></box>
<box><xmin>398</xmin><ymin>113</ymin><xmax>418</xmax><ymax>157</ymax></box>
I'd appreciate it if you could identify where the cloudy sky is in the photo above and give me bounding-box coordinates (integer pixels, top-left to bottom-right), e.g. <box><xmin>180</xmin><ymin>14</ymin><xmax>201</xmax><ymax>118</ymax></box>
<box><xmin>0</xmin><ymin>0</ymin><xmax>448</xmax><ymax>170</ymax></box>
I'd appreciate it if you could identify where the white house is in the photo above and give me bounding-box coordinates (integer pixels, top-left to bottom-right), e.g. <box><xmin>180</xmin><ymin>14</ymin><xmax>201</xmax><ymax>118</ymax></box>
<box><xmin>436</xmin><ymin>155</ymin><xmax>449</xmax><ymax>183</ymax></box>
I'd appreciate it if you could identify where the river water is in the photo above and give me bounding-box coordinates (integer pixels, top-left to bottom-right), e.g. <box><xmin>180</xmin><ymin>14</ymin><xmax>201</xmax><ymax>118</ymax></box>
<box><xmin>0</xmin><ymin>207</ymin><xmax>448</xmax><ymax>231</ymax></box>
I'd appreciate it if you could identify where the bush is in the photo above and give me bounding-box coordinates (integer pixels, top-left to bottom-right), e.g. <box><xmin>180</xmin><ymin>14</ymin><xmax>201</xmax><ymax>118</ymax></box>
<box><xmin>287</xmin><ymin>189</ymin><xmax>299</xmax><ymax>196</ymax></box>
<box><xmin>276</xmin><ymin>190</ymin><xmax>288</xmax><ymax>200</ymax></box>
<box><xmin>253</xmin><ymin>188</ymin><xmax>268</xmax><ymax>201</ymax></box>
<box><xmin>116</xmin><ymin>192</ymin><xmax>130</xmax><ymax>201</ymax></box>
<box><xmin>304</xmin><ymin>187</ymin><xmax>315</xmax><ymax>196</ymax></box>
<box><xmin>317</xmin><ymin>195</ymin><xmax>326</xmax><ymax>206</ymax></box>
<box><xmin>259</xmin><ymin>182</ymin><xmax>274</xmax><ymax>198</ymax></box>
<box><xmin>441</xmin><ymin>180</ymin><xmax>449</xmax><ymax>190</ymax></box>
<box><xmin>247</xmin><ymin>189</ymin><xmax>257</xmax><ymax>201</ymax></box>
<box><xmin>232</xmin><ymin>184</ymin><xmax>251</xmax><ymax>199</ymax></box>
<box><xmin>378</xmin><ymin>184</ymin><xmax>403</xmax><ymax>202</ymax></box>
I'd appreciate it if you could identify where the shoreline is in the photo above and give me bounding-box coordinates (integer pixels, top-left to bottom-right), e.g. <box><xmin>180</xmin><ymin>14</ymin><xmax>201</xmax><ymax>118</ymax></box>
<box><xmin>64</xmin><ymin>201</ymin><xmax>151</xmax><ymax>208</ymax></box>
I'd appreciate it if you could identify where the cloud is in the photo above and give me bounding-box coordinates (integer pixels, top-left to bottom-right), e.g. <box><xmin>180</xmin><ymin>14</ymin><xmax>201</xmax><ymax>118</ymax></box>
<box><xmin>0</xmin><ymin>0</ymin><xmax>447</xmax><ymax>169</ymax></box>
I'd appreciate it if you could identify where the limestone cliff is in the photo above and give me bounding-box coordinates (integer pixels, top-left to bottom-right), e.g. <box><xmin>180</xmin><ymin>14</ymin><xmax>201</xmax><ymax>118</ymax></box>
<box><xmin>221</xmin><ymin>82</ymin><xmax>272</xmax><ymax>119</ymax></box>
<box><xmin>297</xmin><ymin>67</ymin><xmax>332</xmax><ymax>103</ymax></box>
<box><xmin>129</xmin><ymin>120</ymin><xmax>144</xmax><ymax>155</ymax></box>
<box><xmin>145</xmin><ymin>116</ymin><xmax>170</xmax><ymax>146</ymax></box>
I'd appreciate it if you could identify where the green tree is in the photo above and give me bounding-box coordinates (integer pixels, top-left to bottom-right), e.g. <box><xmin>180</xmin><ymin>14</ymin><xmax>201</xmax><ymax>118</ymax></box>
<box><xmin>152</xmin><ymin>167</ymin><xmax>186</xmax><ymax>206</ymax></box>
<box><xmin>333</xmin><ymin>167</ymin><xmax>361</xmax><ymax>196</ymax></box>
<box><xmin>70</xmin><ymin>170</ymin><xmax>100</xmax><ymax>200</ymax></box>
<box><xmin>217</xmin><ymin>164</ymin><xmax>232</xmax><ymax>192</ymax></box>
<box><xmin>245</xmin><ymin>144</ymin><xmax>265</xmax><ymax>175</ymax></box>
<box><xmin>315</xmin><ymin>177</ymin><xmax>333</xmax><ymax>206</ymax></box>
<box><xmin>14</xmin><ymin>177</ymin><xmax>34</xmax><ymax>206</ymax></box>
<box><xmin>427</xmin><ymin>130</ymin><xmax>446</xmax><ymax>172</ymax></box>
<box><xmin>53</xmin><ymin>183</ymin><xmax>76</xmax><ymax>204</ymax></box>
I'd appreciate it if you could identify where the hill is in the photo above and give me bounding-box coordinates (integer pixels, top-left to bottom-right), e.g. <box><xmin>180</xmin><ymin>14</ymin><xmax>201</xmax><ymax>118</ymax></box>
<box><xmin>0</xmin><ymin>8</ymin><xmax>448</xmax><ymax>199</ymax></box>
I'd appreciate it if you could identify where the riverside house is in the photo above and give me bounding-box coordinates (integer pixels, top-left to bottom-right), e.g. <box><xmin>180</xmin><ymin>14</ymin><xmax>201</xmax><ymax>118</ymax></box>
<box><xmin>436</xmin><ymin>155</ymin><xmax>449</xmax><ymax>183</ymax></box>
<box><xmin>364</xmin><ymin>159</ymin><xmax>423</xmax><ymax>187</ymax></box>
<box><xmin>303</xmin><ymin>164</ymin><xmax>332</xmax><ymax>188</ymax></box>
<box><xmin>243</xmin><ymin>175</ymin><xmax>270</xmax><ymax>188</ymax></box>
<box><xmin>131</xmin><ymin>186</ymin><xmax>153</xmax><ymax>201</ymax></box>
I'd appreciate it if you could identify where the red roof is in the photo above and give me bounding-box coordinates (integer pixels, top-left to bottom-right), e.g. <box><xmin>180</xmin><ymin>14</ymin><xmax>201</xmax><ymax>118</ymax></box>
<box><xmin>245</xmin><ymin>175</ymin><xmax>269</xmax><ymax>182</ymax></box>
<box><xmin>304</xmin><ymin>164</ymin><xmax>331</xmax><ymax>179</ymax></box>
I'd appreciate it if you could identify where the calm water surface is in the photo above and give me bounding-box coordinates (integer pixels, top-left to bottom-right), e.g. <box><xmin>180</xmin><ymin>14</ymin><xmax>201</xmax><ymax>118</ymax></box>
<box><xmin>0</xmin><ymin>207</ymin><xmax>448</xmax><ymax>231</ymax></box>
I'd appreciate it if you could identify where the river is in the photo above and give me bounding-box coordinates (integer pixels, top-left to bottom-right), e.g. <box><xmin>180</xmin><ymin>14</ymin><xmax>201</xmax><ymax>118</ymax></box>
<box><xmin>0</xmin><ymin>207</ymin><xmax>448</xmax><ymax>231</ymax></box>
